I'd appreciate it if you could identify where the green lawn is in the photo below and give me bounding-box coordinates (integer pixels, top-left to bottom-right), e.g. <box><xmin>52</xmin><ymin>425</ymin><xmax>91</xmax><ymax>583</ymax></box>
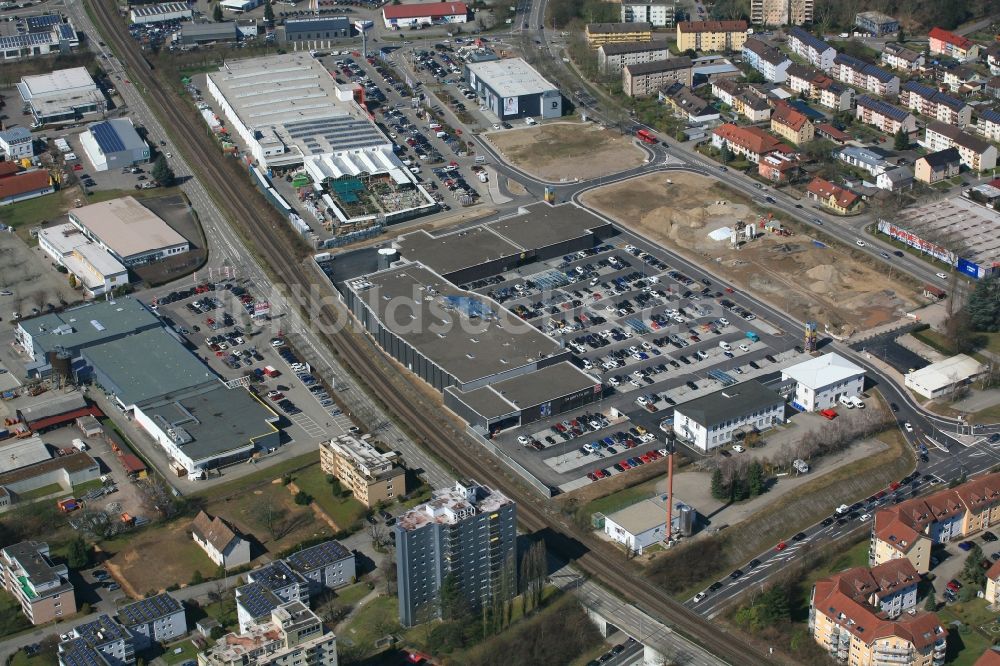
<box><xmin>0</xmin><ymin>191</ymin><xmax>62</xmax><ymax>229</ymax></box>
<box><xmin>0</xmin><ymin>592</ymin><xmax>32</xmax><ymax>639</ymax></box>
<box><xmin>333</xmin><ymin>581</ymin><xmax>371</xmax><ymax>608</ymax></box>
<box><xmin>161</xmin><ymin>639</ymin><xmax>200</xmax><ymax>665</ymax></box>
<box><xmin>73</xmin><ymin>479</ymin><xmax>104</xmax><ymax>494</ymax></box>
<box><xmin>190</xmin><ymin>451</ymin><xmax>320</xmax><ymax>501</ymax></box>
<box><xmin>583</xmin><ymin>477</ymin><xmax>659</xmax><ymax>519</ymax></box>
<box><xmin>10</xmin><ymin>649</ymin><xmax>58</xmax><ymax>666</ymax></box>
<box><xmin>938</xmin><ymin>599</ymin><xmax>996</xmax><ymax>666</ymax></box>
<box><xmin>338</xmin><ymin>595</ymin><xmax>402</xmax><ymax>654</ymax></box>
<box><xmin>15</xmin><ymin>483</ymin><xmax>64</xmax><ymax>502</ymax></box>
<box><xmin>292</xmin><ymin>464</ymin><xmax>366</xmax><ymax>530</ymax></box>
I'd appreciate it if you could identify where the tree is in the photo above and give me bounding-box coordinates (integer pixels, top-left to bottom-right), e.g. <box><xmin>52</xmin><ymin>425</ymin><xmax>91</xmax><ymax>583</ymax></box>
<box><xmin>263</xmin><ymin>0</ymin><xmax>274</xmax><ymax>22</ymax></box>
<box><xmin>747</xmin><ymin>460</ymin><xmax>766</xmax><ymax>497</ymax></box>
<box><xmin>294</xmin><ymin>490</ymin><xmax>312</xmax><ymax>505</ymax></box>
<box><xmin>897</xmin><ymin>29</ymin><xmax>905</xmax><ymax>43</ymax></box>
<box><xmin>962</xmin><ymin>543</ymin><xmax>987</xmax><ymax>589</ymax></box>
<box><xmin>965</xmin><ymin>275</ymin><xmax>1000</xmax><ymax>332</ymax></box>
<box><xmin>893</xmin><ymin>128</ymin><xmax>909</xmax><ymax>151</ymax></box>
<box><xmin>67</xmin><ymin>273</ymin><xmax>77</xmax><ymax>289</ymax></box>
<box><xmin>212</xmin><ymin>3</ymin><xmax>223</xmax><ymax>21</ymax></box>
<box><xmin>924</xmin><ymin>593</ymin><xmax>936</xmax><ymax>611</ymax></box>
<box><xmin>439</xmin><ymin>574</ymin><xmax>465</xmax><ymax>621</ymax></box>
<box><xmin>190</xmin><ymin>570</ymin><xmax>204</xmax><ymax>585</ymax></box>
<box><xmin>719</xmin><ymin>142</ymin><xmax>731</xmax><ymax>165</ymax></box>
<box><xmin>65</xmin><ymin>536</ymin><xmax>90</xmax><ymax>569</ymax></box>
<box><xmin>151</xmin><ymin>155</ymin><xmax>175</xmax><ymax>187</ymax></box>
<box><xmin>710</xmin><ymin>468</ymin><xmax>727</xmax><ymax>500</ymax></box>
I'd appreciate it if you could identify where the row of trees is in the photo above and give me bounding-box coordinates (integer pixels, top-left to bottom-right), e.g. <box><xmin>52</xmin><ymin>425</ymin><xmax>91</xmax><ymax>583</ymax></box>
<box><xmin>711</xmin><ymin>458</ymin><xmax>768</xmax><ymax>501</ymax></box>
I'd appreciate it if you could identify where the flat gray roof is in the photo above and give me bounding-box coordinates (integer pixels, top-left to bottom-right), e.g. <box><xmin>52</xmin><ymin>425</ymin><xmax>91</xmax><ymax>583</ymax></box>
<box><xmin>395</xmin><ymin>225</ymin><xmax>520</xmax><ymax>277</ymax></box>
<box><xmin>140</xmin><ymin>384</ymin><xmax>278</xmax><ymax>463</ymax></box>
<box><xmin>466</xmin><ymin>57</ymin><xmax>557</xmax><ymax>98</ymax></box>
<box><xmin>675</xmin><ymin>380</ymin><xmax>783</xmax><ymax>428</ymax></box>
<box><xmin>349</xmin><ymin>264</ymin><xmax>565</xmax><ymax>385</ymax></box>
<box><xmin>489</xmin><ymin>361</ymin><xmax>598</xmax><ymax>409</ymax></box>
<box><xmin>394</xmin><ymin>202</ymin><xmax>610</xmax><ymax>277</ymax></box>
<box><xmin>19</xmin><ymin>299</ymin><xmax>161</xmax><ymax>357</ymax></box>
<box><xmin>82</xmin><ymin>328</ymin><xmax>218</xmax><ymax>406</ymax></box>
<box><xmin>889</xmin><ymin>195</ymin><xmax>1000</xmax><ymax>267</ymax></box>
<box><xmin>446</xmin><ymin>384</ymin><xmax>518</xmax><ymax>420</ymax></box>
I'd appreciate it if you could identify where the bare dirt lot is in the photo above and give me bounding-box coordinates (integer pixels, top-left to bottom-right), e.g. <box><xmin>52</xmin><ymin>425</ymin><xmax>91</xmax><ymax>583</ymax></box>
<box><xmin>485</xmin><ymin>122</ymin><xmax>646</xmax><ymax>182</ymax></box>
<box><xmin>581</xmin><ymin>172</ymin><xmax>919</xmax><ymax>335</ymax></box>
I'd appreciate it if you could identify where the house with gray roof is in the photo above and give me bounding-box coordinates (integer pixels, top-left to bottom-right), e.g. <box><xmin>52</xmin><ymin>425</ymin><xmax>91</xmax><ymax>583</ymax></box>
<box><xmin>672</xmin><ymin>380</ymin><xmax>785</xmax><ymax>451</ymax></box>
<box><xmin>116</xmin><ymin>593</ymin><xmax>186</xmax><ymax>649</ymax></box>
<box><xmin>191</xmin><ymin>510</ymin><xmax>251</xmax><ymax>570</ymax></box>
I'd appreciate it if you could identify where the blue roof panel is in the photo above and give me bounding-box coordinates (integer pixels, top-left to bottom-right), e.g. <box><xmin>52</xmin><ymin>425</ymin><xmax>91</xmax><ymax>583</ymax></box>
<box><xmin>91</xmin><ymin>121</ymin><xmax>126</xmax><ymax>154</ymax></box>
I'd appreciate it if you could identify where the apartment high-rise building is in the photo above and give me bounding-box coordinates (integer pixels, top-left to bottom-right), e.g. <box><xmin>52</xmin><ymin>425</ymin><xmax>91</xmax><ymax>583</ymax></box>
<box><xmin>394</xmin><ymin>480</ymin><xmax>516</xmax><ymax>627</ymax></box>
<box><xmin>1</xmin><ymin>541</ymin><xmax>75</xmax><ymax>625</ymax></box>
<box><xmin>750</xmin><ymin>0</ymin><xmax>813</xmax><ymax>26</ymax></box>
<box><xmin>200</xmin><ymin>601</ymin><xmax>338</xmax><ymax>666</ymax></box>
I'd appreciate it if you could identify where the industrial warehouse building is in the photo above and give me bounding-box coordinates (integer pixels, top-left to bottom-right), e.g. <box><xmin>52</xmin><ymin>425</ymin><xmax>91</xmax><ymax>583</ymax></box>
<box><xmin>179</xmin><ymin>21</ymin><xmax>240</xmax><ymax>45</ymax></box>
<box><xmin>382</xmin><ymin>1</ymin><xmax>468</xmax><ymax>29</ymax></box>
<box><xmin>905</xmin><ymin>354</ymin><xmax>985</xmax><ymax>399</ymax></box>
<box><xmin>129</xmin><ymin>2</ymin><xmax>192</xmax><ymax>24</ymax></box>
<box><xmin>781</xmin><ymin>352</ymin><xmax>865</xmax><ymax>411</ymax></box>
<box><xmin>283</xmin><ymin>16</ymin><xmax>351</xmax><ymax>45</ymax></box>
<box><xmin>465</xmin><ymin>58</ymin><xmax>562</xmax><ymax>121</ymax></box>
<box><xmin>79</xmin><ymin>118</ymin><xmax>150</xmax><ymax>172</ymax></box>
<box><xmin>207</xmin><ymin>53</ymin><xmax>434</xmax><ymax>225</ymax></box>
<box><xmin>38</xmin><ymin>223</ymin><xmax>129</xmax><ymax>298</ymax></box>
<box><xmin>0</xmin><ymin>17</ymin><xmax>77</xmax><ymax>61</ymax></box>
<box><xmin>877</xmin><ymin>195</ymin><xmax>999</xmax><ymax>279</ymax></box>
<box><xmin>69</xmin><ymin>197</ymin><xmax>189</xmax><ymax>266</ymax></box>
<box><xmin>337</xmin><ymin>202</ymin><xmax>614</xmax><ymax>432</ymax></box>
<box><xmin>673</xmin><ymin>380</ymin><xmax>785</xmax><ymax>451</ymax></box>
<box><xmin>16</xmin><ymin>67</ymin><xmax>105</xmax><ymax>125</ymax></box>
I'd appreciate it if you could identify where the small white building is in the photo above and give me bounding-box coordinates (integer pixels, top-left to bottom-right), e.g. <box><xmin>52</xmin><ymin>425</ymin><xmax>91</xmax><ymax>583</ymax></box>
<box><xmin>129</xmin><ymin>2</ymin><xmax>193</xmax><ymax>24</ymax></box>
<box><xmin>220</xmin><ymin>0</ymin><xmax>263</xmax><ymax>13</ymax></box>
<box><xmin>191</xmin><ymin>510</ymin><xmax>252</xmax><ymax>569</ymax></box>
<box><xmin>673</xmin><ymin>380</ymin><xmax>785</xmax><ymax>451</ymax></box>
<box><xmin>602</xmin><ymin>494</ymin><xmax>695</xmax><ymax>554</ymax></box>
<box><xmin>781</xmin><ymin>352</ymin><xmax>866</xmax><ymax>411</ymax></box>
<box><xmin>0</xmin><ymin>127</ymin><xmax>34</xmax><ymax>160</ymax></box>
<box><xmin>904</xmin><ymin>354</ymin><xmax>985</xmax><ymax>399</ymax></box>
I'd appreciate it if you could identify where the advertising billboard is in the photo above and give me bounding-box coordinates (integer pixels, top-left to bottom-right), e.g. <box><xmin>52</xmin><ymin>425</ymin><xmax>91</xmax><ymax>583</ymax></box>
<box><xmin>957</xmin><ymin>258</ymin><xmax>983</xmax><ymax>279</ymax></box>
<box><xmin>877</xmin><ymin>220</ymin><xmax>955</xmax><ymax>265</ymax></box>
<box><xmin>503</xmin><ymin>96</ymin><xmax>518</xmax><ymax>116</ymax></box>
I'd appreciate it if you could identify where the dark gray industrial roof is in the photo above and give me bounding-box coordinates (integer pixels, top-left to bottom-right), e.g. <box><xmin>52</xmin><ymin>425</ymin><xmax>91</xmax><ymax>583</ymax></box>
<box><xmin>82</xmin><ymin>328</ymin><xmax>217</xmax><ymax>406</ymax></box>
<box><xmin>675</xmin><ymin>380</ymin><xmax>782</xmax><ymax>428</ymax></box>
<box><xmin>350</xmin><ymin>264</ymin><xmax>566</xmax><ymax>385</ymax></box>
<box><xmin>285</xmin><ymin>15</ymin><xmax>349</xmax><ymax>32</ymax></box>
<box><xmin>446</xmin><ymin>360</ymin><xmax>598</xmax><ymax>418</ymax></box>
<box><xmin>19</xmin><ymin>299</ymin><xmax>160</xmax><ymax>357</ymax></box>
<box><xmin>117</xmin><ymin>593</ymin><xmax>183</xmax><ymax>627</ymax></box>
<box><xmin>395</xmin><ymin>202</ymin><xmax>610</xmax><ymax>278</ymax></box>
<box><xmin>182</xmin><ymin>21</ymin><xmax>237</xmax><ymax>37</ymax></box>
<box><xmin>139</xmin><ymin>384</ymin><xmax>278</xmax><ymax>464</ymax></box>
<box><xmin>74</xmin><ymin>615</ymin><xmax>131</xmax><ymax>647</ymax></box>
<box><xmin>588</xmin><ymin>22</ymin><xmax>652</xmax><ymax>33</ymax></box>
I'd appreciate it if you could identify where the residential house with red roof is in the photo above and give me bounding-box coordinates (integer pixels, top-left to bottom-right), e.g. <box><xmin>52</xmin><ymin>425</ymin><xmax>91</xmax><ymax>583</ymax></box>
<box><xmin>805</xmin><ymin>177</ymin><xmax>861</xmax><ymax>214</ymax></box>
<box><xmin>382</xmin><ymin>1</ymin><xmax>468</xmax><ymax>29</ymax></box>
<box><xmin>928</xmin><ymin>27</ymin><xmax>980</xmax><ymax>62</ymax></box>
<box><xmin>0</xmin><ymin>168</ymin><xmax>53</xmax><ymax>207</ymax></box>
<box><xmin>710</xmin><ymin>123</ymin><xmax>788</xmax><ymax>163</ymax></box>
<box><xmin>770</xmin><ymin>101</ymin><xmax>814</xmax><ymax>144</ymax></box>
<box><xmin>810</xmin><ymin>560</ymin><xmax>945</xmax><ymax>666</ymax></box>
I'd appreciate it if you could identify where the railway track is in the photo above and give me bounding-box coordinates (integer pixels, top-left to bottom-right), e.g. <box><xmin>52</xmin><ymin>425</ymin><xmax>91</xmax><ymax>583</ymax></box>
<box><xmin>86</xmin><ymin>5</ymin><xmax>768</xmax><ymax>663</ymax></box>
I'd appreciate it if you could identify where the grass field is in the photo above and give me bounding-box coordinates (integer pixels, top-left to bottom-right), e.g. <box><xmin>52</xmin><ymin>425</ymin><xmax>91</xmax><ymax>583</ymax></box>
<box><xmin>161</xmin><ymin>639</ymin><xmax>200</xmax><ymax>665</ymax></box>
<box><xmin>581</xmin><ymin>477</ymin><xmax>659</xmax><ymax>519</ymax></box>
<box><xmin>103</xmin><ymin>519</ymin><xmax>218</xmax><ymax>595</ymax></box>
<box><xmin>0</xmin><ymin>592</ymin><xmax>32</xmax><ymax>640</ymax></box>
<box><xmin>10</xmin><ymin>649</ymin><xmax>57</xmax><ymax>666</ymax></box>
<box><xmin>15</xmin><ymin>483</ymin><xmax>64</xmax><ymax>502</ymax></box>
<box><xmin>292</xmin><ymin>464</ymin><xmax>366</xmax><ymax>530</ymax></box>
<box><xmin>938</xmin><ymin>599</ymin><xmax>996</xmax><ymax>666</ymax></box>
<box><xmin>191</xmin><ymin>451</ymin><xmax>319</xmax><ymax>501</ymax></box>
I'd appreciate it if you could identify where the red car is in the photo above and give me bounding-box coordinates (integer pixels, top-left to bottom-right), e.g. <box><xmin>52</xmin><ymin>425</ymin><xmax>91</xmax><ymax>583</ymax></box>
<box><xmin>889</xmin><ymin>481</ymin><xmax>901</xmax><ymax>491</ymax></box>
<box><xmin>73</xmin><ymin>163</ymin><xmax>83</xmax><ymax>171</ymax></box>
<box><xmin>775</xmin><ymin>542</ymin><xmax>788</xmax><ymax>551</ymax></box>
<box><xmin>820</xmin><ymin>408</ymin><xmax>838</xmax><ymax>420</ymax></box>
<box><xmin>587</xmin><ymin>472</ymin><xmax>598</xmax><ymax>482</ymax></box>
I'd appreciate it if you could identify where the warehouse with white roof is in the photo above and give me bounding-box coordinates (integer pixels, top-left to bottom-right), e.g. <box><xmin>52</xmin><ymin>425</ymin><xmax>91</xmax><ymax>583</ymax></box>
<box><xmin>16</xmin><ymin>67</ymin><xmax>105</xmax><ymax>125</ymax></box>
<box><xmin>38</xmin><ymin>223</ymin><xmax>129</xmax><ymax>298</ymax></box>
<box><xmin>207</xmin><ymin>53</ymin><xmax>434</xmax><ymax>225</ymax></box>
<box><xmin>905</xmin><ymin>354</ymin><xmax>985</xmax><ymax>399</ymax></box>
<box><xmin>465</xmin><ymin>57</ymin><xmax>562</xmax><ymax>121</ymax></box>
<box><xmin>68</xmin><ymin>197</ymin><xmax>190</xmax><ymax>266</ymax></box>
<box><xmin>780</xmin><ymin>352</ymin><xmax>866</xmax><ymax>411</ymax></box>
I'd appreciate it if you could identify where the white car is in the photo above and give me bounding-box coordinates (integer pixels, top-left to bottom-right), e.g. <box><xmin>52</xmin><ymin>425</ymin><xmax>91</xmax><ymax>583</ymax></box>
<box><xmin>0</xmin><ymin>290</ymin><xmax>12</xmax><ymax>296</ymax></box>
<box><xmin>855</xmin><ymin>239</ymin><xmax>865</xmax><ymax>247</ymax></box>
<box><xmin>636</xmin><ymin>396</ymin><xmax>650</xmax><ymax>406</ymax></box>
<box><xmin>608</xmin><ymin>377</ymin><xmax>620</xmax><ymax>387</ymax></box>
<box><xmin>492</xmin><ymin>123</ymin><xmax>501</xmax><ymax>130</ymax></box>
<box><xmin>903</xmin><ymin>422</ymin><xmax>913</xmax><ymax>433</ymax></box>
<box><xmin>693</xmin><ymin>591</ymin><xmax>707</xmax><ymax>603</ymax></box>
<box><xmin>859</xmin><ymin>513</ymin><xmax>872</xmax><ymax>522</ymax></box>
<box><xmin>936</xmin><ymin>272</ymin><xmax>948</xmax><ymax>280</ymax></box>
<box><xmin>835</xmin><ymin>504</ymin><xmax>849</xmax><ymax>514</ymax></box>
<box><xmin>517</xmin><ymin>435</ymin><xmax>530</xmax><ymax>445</ymax></box>
<box><xmin>739</xmin><ymin>344</ymin><xmax>750</xmax><ymax>352</ymax></box>
<box><xmin>732</xmin><ymin>444</ymin><xmax>745</xmax><ymax>453</ymax></box>
<box><xmin>718</xmin><ymin>317</ymin><xmax>730</xmax><ymax>326</ymax></box>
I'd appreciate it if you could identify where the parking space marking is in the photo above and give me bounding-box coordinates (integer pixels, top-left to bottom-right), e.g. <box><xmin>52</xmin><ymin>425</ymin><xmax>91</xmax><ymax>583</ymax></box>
<box><xmin>290</xmin><ymin>412</ymin><xmax>326</xmax><ymax>439</ymax></box>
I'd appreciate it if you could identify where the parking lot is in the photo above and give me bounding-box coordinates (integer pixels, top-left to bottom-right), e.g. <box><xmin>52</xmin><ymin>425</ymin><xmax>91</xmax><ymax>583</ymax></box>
<box><xmin>144</xmin><ymin>281</ymin><xmax>350</xmax><ymax>461</ymax></box>
<box><xmin>467</xmin><ymin>231</ymin><xmax>809</xmax><ymax>491</ymax></box>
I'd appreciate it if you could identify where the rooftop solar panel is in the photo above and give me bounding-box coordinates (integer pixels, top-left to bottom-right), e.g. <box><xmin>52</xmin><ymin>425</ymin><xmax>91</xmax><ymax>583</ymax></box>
<box><xmin>118</xmin><ymin>592</ymin><xmax>182</xmax><ymax>626</ymax></box>
<box><xmin>27</xmin><ymin>14</ymin><xmax>61</xmax><ymax>31</ymax></box>
<box><xmin>91</xmin><ymin>121</ymin><xmax>127</xmax><ymax>154</ymax></box>
<box><xmin>236</xmin><ymin>582</ymin><xmax>282</xmax><ymax>619</ymax></box>
<box><xmin>285</xmin><ymin>540</ymin><xmax>352</xmax><ymax>573</ymax></box>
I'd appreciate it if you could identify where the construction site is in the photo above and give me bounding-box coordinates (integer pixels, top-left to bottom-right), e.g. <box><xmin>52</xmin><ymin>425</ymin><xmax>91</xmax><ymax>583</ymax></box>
<box><xmin>581</xmin><ymin>172</ymin><xmax>921</xmax><ymax>337</ymax></box>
